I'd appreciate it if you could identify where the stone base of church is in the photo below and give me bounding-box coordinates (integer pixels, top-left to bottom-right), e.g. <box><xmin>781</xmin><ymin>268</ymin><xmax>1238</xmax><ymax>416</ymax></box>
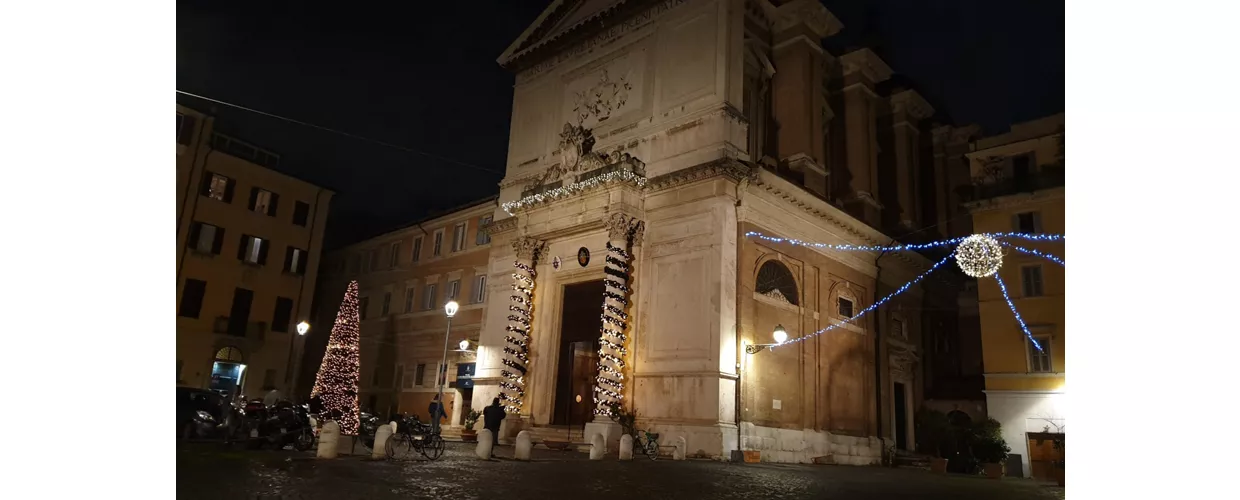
<box><xmin>737</xmin><ymin>422</ymin><xmax>886</xmax><ymax>465</ymax></box>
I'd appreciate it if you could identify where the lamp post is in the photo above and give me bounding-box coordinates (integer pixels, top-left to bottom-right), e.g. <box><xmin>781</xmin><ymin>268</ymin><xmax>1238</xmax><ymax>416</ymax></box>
<box><xmin>285</xmin><ymin>321</ymin><xmax>310</xmax><ymax>398</ymax></box>
<box><xmin>735</xmin><ymin>324</ymin><xmax>788</xmax><ymax>461</ymax></box>
<box><xmin>435</xmin><ymin>300</ymin><xmax>460</xmax><ymax>434</ymax></box>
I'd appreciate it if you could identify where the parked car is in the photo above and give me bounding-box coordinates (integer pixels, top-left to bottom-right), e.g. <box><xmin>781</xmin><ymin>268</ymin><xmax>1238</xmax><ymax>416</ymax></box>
<box><xmin>177</xmin><ymin>387</ymin><xmax>233</xmax><ymax>440</ymax></box>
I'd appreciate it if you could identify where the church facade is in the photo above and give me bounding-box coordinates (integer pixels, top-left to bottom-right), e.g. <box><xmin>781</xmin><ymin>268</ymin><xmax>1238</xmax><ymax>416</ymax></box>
<box><xmin>322</xmin><ymin>0</ymin><xmax>983</xmax><ymax>464</ymax></box>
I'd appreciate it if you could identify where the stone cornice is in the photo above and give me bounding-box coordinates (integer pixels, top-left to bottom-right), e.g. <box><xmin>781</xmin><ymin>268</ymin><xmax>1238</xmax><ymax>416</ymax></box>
<box><xmin>483</xmin><ymin>216</ymin><xmax>518</xmax><ymax>236</ymax></box>
<box><xmin>839</xmin><ymin>48</ymin><xmax>893</xmax><ymax>83</ymax></box>
<box><xmin>643</xmin><ymin>157</ymin><xmax>758</xmax><ymax>193</ymax></box>
<box><xmin>963</xmin><ymin>186</ymin><xmax>1065</xmax><ymax>213</ymax></box>
<box><xmin>889</xmin><ymin>90</ymin><xmax>935</xmax><ymax>120</ymax></box>
<box><xmin>762</xmin><ymin>0</ymin><xmax>844</xmax><ymax>38</ymax></box>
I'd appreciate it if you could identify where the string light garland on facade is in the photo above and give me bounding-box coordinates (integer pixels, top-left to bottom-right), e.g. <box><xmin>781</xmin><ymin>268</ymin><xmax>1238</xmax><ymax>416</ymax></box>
<box><xmin>502</xmin><ymin>170</ymin><xmax>648</xmax><ymax>215</ymax></box>
<box><xmin>954</xmin><ymin>234</ymin><xmax>1005</xmax><ymax>278</ymax></box>
<box><xmin>594</xmin><ymin>240</ymin><xmax>634</xmax><ymax>416</ymax></box>
<box><xmin>995</xmin><ymin>274</ymin><xmax>1042</xmax><ymax>351</ymax></box>
<box><xmin>745</xmin><ymin>230</ymin><xmax>1063</xmax><ymax>353</ymax></box>
<box><xmin>999</xmin><ymin>242</ymin><xmax>1065</xmax><ymax>266</ymax></box>
<box><xmin>499</xmin><ymin>260</ymin><xmax>537</xmax><ymax>414</ymax></box>
<box><xmin>310</xmin><ymin>280</ymin><xmax>363</xmax><ymax>435</ymax></box>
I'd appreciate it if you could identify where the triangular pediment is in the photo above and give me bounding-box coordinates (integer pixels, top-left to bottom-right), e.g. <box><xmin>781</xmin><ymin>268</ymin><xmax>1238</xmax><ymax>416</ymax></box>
<box><xmin>498</xmin><ymin>0</ymin><xmax>630</xmax><ymax>67</ymax></box>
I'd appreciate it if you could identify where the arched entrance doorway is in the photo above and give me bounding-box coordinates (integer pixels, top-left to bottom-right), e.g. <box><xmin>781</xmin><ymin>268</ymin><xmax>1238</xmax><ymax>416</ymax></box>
<box><xmin>209</xmin><ymin>346</ymin><xmax>246</xmax><ymax>400</ymax></box>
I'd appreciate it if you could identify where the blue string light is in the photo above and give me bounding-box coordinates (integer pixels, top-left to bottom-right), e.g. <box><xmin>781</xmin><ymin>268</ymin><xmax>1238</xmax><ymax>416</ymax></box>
<box><xmin>991</xmin><ymin>232</ymin><xmax>1064</xmax><ymax>242</ymax></box>
<box><xmin>745</xmin><ymin>231</ymin><xmax>965</xmax><ymax>252</ymax></box>
<box><xmin>1000</xmin><ymin>242</ymin><xmax>1065</xmax><ymax>266</ymax></box>
<box><xmin>994</xmin><ymin>274</ymin><xmax>1043</xmax><ymax>352</ymax></box>
<box><xmin>779</xmin><ymin>254</ymin><xmax>953</xmax><ymax>346</ymax></box>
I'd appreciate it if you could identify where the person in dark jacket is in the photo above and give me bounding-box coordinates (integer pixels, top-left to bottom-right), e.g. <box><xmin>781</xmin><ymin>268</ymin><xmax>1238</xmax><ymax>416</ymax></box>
<box><xmin>482</xmin><ymin>398</ymin><xmax>506</xmax><ymax>457</ymax></box>
<box><xmin>427</xmin><ymin>395</ymin><xmax>446</xmax><ymax>429</ymax></box>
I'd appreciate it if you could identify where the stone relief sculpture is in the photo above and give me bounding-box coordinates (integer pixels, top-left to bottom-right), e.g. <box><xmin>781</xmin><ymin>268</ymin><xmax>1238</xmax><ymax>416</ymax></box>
<box><xmin>572</xmin><ymin>68</ymin><xmax>632</xmax><ymax>126</ymax></box>
<box><xmin>521</xmin><ymin>123</ymin><xmax>646</xmax><ymax>197</ymax></box>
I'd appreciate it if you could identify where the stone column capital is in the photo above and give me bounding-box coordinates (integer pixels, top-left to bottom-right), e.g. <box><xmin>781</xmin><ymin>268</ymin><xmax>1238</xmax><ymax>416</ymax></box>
<box><xmin>511</xmin><ymin>236</ymin><xmax>547</xmax><ymax>262</ymax></box>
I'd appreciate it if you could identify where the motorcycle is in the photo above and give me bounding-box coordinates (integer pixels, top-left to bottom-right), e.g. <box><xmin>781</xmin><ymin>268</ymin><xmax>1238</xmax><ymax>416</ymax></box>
<box><xmin>259</xmin><ymin>400</ymin><xmax>315</xmax><ymax>451</ymax></box>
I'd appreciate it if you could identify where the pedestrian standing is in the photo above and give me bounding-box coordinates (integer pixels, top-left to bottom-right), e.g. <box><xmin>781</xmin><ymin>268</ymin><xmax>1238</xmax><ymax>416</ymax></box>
<box><xmin>483</xmin><ymin>398</ymin><xmax>506</xmax><ymax>458</ymax></box>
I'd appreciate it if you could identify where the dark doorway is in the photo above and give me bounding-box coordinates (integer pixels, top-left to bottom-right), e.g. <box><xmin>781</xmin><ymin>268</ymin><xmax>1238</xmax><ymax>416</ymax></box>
<box><xmin>553</xmin><ymin>280</ymin><xmax>605</xmax><ymax>427</ymax></box>
<box><xmin>893</xmin><ymin>382</ymin><xmax>908</xmax><ymax>450</ymax></box>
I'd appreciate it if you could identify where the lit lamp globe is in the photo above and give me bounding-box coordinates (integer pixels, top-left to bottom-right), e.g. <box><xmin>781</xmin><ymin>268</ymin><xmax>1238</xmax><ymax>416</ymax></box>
<box><xmin>458</xmin><ymin>339</ymin><xmax>470</xmax><ymax>351</ymax></box>
<box><xmin>444</xmin><ymin>300</ymin><xmax>460</xmax><ymax>318</ymax></box>
<box><xmin>773</xmin><ymin>324</ymin><xmax>788</xmax><ymax>344</ymax></box>
<box><xmin>296</xmin><ymin>321</ymin><xmax>310</xmax><ymax>335</ymax></box>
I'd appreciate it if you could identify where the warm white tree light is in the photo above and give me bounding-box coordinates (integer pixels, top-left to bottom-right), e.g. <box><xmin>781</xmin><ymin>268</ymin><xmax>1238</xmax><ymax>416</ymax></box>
<box><xmin>955</xmin><ymin>234</ymin><xmax>1005</xmax><ymax>278</ymax></box>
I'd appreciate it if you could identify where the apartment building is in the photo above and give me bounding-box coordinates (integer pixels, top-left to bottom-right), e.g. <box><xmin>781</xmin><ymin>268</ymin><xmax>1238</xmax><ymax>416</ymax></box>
<box><xmin>176</xmin><ymin>104</ymin><xmax>333</xmax><ymax>401</ymax></box>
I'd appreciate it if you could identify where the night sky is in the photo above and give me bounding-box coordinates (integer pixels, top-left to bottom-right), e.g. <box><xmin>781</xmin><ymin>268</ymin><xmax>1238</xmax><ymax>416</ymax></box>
<box><xmin>176</xmin><ymin>0</ymin><xmax>1063</xmax><ymax>248</ymax></box>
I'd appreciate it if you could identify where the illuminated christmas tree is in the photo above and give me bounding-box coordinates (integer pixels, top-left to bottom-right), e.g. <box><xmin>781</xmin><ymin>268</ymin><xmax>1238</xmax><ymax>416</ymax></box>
<box><xmin>310</xmin><ymin>280</ymin><xmax>362</xmax><ymax>435</ymax></box>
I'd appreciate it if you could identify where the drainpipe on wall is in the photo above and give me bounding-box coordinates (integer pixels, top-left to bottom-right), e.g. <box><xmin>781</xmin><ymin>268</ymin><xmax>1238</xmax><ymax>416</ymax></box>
<box><xmin>873</xmin><ymin>239</ymin><xmax>895</xmax><ymax>461</ymax></box>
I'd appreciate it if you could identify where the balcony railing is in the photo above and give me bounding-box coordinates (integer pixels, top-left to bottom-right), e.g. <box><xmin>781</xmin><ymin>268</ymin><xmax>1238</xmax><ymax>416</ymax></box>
<box><xmin>957</xmin><ymin>165</ymin><xmax>1065</xmax><ymax>203</ymax></box>
<box><xmin>212</xmin><ymin>316</ymin><xmax>268</xmax><ymax>339</ymax></box>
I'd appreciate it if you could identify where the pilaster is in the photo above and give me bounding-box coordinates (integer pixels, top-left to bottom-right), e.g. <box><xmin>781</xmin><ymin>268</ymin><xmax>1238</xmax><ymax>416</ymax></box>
<box><xmin>888</xmin><ymin>90</ymin><xmax>934</xmax><ymax>229</ymax></box>
<box><xmin>837</xmin><ymin>48</ymin><xmax>891</xmax><ymax>228</ymax></box>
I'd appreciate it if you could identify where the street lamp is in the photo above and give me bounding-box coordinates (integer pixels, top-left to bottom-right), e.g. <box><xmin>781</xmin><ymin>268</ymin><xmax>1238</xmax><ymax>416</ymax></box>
<box><xmin>434</xmin><ymin>300</ymin><xmax>460</xmax><ymax>433</ymax></box>
<box><xmin>285</xmin><ymin>321</ymin><xmax>311</xmax><ymax>398</ymax></box>
<box><xmin>745</xmin><ymin>324</ymin><xmax>788</xmax><ymax>354</ymax></box>
<box><xmin>735</xmin><ymin>324</ymin><xmax>788</xmax><ymax>462</ymax></box>
<box><xmin>458</xmin><ymin>339</ymin><xmax>471</xmax><ymax>351</ymax></box>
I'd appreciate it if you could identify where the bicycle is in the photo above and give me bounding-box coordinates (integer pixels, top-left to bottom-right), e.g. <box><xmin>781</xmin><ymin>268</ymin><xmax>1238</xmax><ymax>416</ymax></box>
<box><xmin>633</xmin><ymin>430</ymin><xmax>660</xmax><ymax>460</ymax></box>
<box><xmin>386</xmin><ymin>414</ymin><xmax>445</xmax><ymax>460</ymax></box>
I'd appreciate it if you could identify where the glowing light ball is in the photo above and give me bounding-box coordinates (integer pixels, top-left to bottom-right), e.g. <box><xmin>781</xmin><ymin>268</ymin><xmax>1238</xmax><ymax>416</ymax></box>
<box><xmin>955</xmin><ymin>234</ymin><xmax>1004</xmax><ymax>278</ymax></box>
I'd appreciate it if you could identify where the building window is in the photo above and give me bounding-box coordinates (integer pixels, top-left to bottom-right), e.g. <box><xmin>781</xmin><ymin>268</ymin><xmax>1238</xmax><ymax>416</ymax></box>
<box><xmin>837</xmin><ymin>297</ymin><xmax>854</xmax><ymax>318</ymax></box>
<box><xmin>423</xmin><ymin>283</ymin><xmax>438</xmax><ymax>310</ymax></box>
<box><xmin>452</xmin><ymin>223</ymin><xmax>467</xmax><ymax>252</ymax></box>
<box><xmin>292</xmin><ymin>201</ymin><xmax>310</xmax><ymax>227</ymax></box>
<box><xmin>227</xmin><ymin>287</ymin><xmax>254</xmax><ymax>336</ymax></box>
<box><xmin>359</xmin><ymin>296</ymin><xmax>370</xmax><ymax>320</ymax></box>
<box><xmin>447</xmin><ymin>280</ymin><xmax>460</xmax><ymax>300</ymax></box>
<box><xmin>412</xmin><ymin>237</ymin><xmax>423</xmax><ymax>262</ymax></box>
<box><xmin>284</xmin><ymin>247</ymin><xmax>307</xmax><ymax>275</ymax></box>
<box><xmin>1028</xmin><ymin>335</ymin><xmax>1053</xmax><ymax>372</ymax></box>
<box><xmin>472</xmin><ymin>275</ymin><xmax>487</xmax><ymax>304</ymax></box>
<box><xmin>237</xmin><ymin>235</ymin><xmax>268</xmax><ymax>265</ymax></box>
<box><xmin>271</xmin><ymin>297</ymin><xmax>294</xmax><ymax>332</ymax></box>
<box><xmin>404</xmin><ymin>286</ymin><xmax>416</xmax><ymax>313</ymax></box>
<box><xmin>364</xmin><ymin>249</ymin><xmax>379</xmax><ymax>273</ymax></box>
<box><xmin>381</xmin><ymin>291</ymin><xmax>391</xmax><ymax>316</ymax></box>
<box><xmin>755</xmin><ymin>260</ymin><xmax>799</xmax><ymax>305</ymax></box>
<box><xmin>476</xmin><ymin>216</ymin><xmax>492</xmax><ymax>245</ymax></box>
<box><xmin>188</xmin><ymin>221</ymin><xmax>224</xmax><ymax>255</ymax></box>
<box><xmin>891</xmin><ymin>318</ymin><xmax>906</xmax><ymax>340</ymax></box>
<box><xmin>203</xmin><ymin>172</ymin><xmax>234</xmax><ymax>202</ymax></box>
<box><xmin>177</xmin><ymin>113</ymin><xmax>196</xmax><ymax>145</ymax></box>
<box><xmin>414</xmin><ymin>364</ymin><xmax>427</xmax><ymax>387</ymax></box>
<box><xmin>389</xmin><ymin>242</ymin><xmax>401</xmax><ymax>268</ymax></box>
<box><xmin>1022</xmin><ymin>265</ymin><xmax>1044</xmax><ymax>297</ymax></box>
<box><xmin>349</xmin><ymin>255</ymin><xmax>361</xmax><ymax>274</ymax></box>
<box><xmin>249</xmin><ymin>188</ymin><xmax>279</xmax><ymax>216</ymax></box>
<box><xmin>179</xmin><ymin>279</ymin><xmax>207</xmax><ymax>318</ymax></box>
<box><xmin>432</xmin><ymin>230</ymin><xmax>444</xmax><ymax>257</ymax></box>
<box><xmin>1014</xmin><ymin>211</ymin><xmax>1042</xmax><ymax>233</ymax></box>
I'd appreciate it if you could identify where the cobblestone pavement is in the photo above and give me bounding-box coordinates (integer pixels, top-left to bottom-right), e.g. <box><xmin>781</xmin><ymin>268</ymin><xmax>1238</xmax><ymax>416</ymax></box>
<box><xmin>177</xmin><ymin>442</ymin><xmax>1065</xmax><ymax>500</ymax></box>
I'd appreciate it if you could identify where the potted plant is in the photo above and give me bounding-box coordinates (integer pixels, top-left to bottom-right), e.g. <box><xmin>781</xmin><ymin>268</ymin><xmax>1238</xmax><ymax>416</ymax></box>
<box><xmin>1052</xmin><ymin>434</ymin><xmax>1065</xmax><ymax>487</ymax></box>
<box><xmin>461</xmin><ymin>410</ymin><xmax>481</xmax><ymax>443</ymax></box>
<box><xmin>915</xmin><ymin>408</ymin><xmax>950</xmax><ymax>473</ymax></box>
<box><xmin>969</xmin><ymin>418</ymin><xmax>1010</xmax><ymax>479</ymax></box>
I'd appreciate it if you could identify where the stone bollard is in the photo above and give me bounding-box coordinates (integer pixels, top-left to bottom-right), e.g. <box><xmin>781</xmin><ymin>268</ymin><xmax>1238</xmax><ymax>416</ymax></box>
<box><xmin>590</xmin><ymin>433</ymin><xmax>605</xmax><ymax>460</ymax></box>
<box><xmin>476</xmin><ymin>429</ymin><xmax>494</xmax><ymax>459</ymax></box>
<box><xmin>673</xmin><ymin>436</ymin><xmax>686</xmax><ymax>461</ymax></box>
<box><xmin>619</xmin><ymin>434</ymin><xmax>634</xmax><ymax>461</ymax></box>
<box><xmin>514</xmin><ymin>431</ymin><xmax>532</xmax><ymax>461</ymax></box>
<box><xmin>316</xmin><ymin>421</ymin><xmax>340</xmax><ymax>459</ymax></box>
<box><xmin>372</xmin><ymin>423</ymin><xmax>393</xmax><ymax>459</ymax></box>
<box><xmin>390</xmin><ymin>421</ymin><xmax>398</xmax><ymax>434</ymax></box>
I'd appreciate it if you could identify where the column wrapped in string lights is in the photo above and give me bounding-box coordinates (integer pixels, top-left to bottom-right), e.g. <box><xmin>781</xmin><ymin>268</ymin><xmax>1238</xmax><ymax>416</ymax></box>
<box><xmin>594</xmin><ymin>213</ymin><xmax>644</xmax><ymax>417</ymax></box>
<box><xmin>498</xmin><ymin>237</ymin><xmax>546</xmax><ymax>414</ymax></box>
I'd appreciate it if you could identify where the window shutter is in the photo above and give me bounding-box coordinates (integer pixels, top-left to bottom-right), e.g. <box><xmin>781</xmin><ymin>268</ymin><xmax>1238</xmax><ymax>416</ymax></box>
<box><xmin>223</xmin><ymin>178</ymin><xmax>236</xmax><ymax>203</ymax></box>
<box><xmin>1033</xmin><ymin>212</ymin><xmax>1043</xmax><ymax>233</ymax></box>
<box><xmin>284</xmin><ymin>246</ymin><xmax>294</xmax><ymax>272</ymax></box>
<box><xmin>268</xmin><ymin>192</ymin><xmax>280</xmax><ymax>216</ymax></box>
<box><xmin>211</xmin><ymin>227</ymin><xmax>225</xmax><ymax>255</ymax></box>
<box><xmin>298</xmin><ymin>253</ymin><xmax>308</xmax><ymax>274</ymax></box>
<box><xmin>1011</xmin><ymin>214</ymin><xmax>1021</xmax><ymax>232</ymax></box>
<box><xmin>199</xmin><ymin>171</ymin><xmax>213</xmax><ymax>197</ymax></box>
<box><xmin>258</xmin><ymin>239</ymin><xmax>270</xmax><ymax>265</ymax></box>
<box><xmin>187</xmin><ymin>222</ymin><xmax>202</xmax><ymax>250</ymax></box>
<box><xmin>248</xmin><ymin>188</ymin><xmax>259</xmax><ymax>211</ymax></box>
<box><xmin>178</xmin><ymin>116</ymin><xmax>196</xmax><ymax>144</ymax></box>
<box><xmin>237</xmin><ymin>235</ymin><xmax>249</xmax><ymax>261</ymax></box>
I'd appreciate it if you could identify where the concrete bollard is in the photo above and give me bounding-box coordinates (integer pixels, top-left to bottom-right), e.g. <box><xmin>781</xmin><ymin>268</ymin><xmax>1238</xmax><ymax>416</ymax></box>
<box><xmin>514</xmin><ymin>431</ymin><xmax>532</xmax><ymax>461</ymax></box>
<box><xmin>390</xmin><ymin>421</ymin><xmax>398</xmax><ymax>434</ymax></box>
<box><xmin>673</xmin><ymin>436</ymin><xmax>686</xmax><ymax>461</ymax></box>
<box><xmin>476</xmin><ymin>429</ymin><xmax>494</xmax><ymax>459</ymax></box>
<box><xmin>317</xmin><ymin>421</ymin><xmax>340</xmax><ymax>459</ymax></box>
<box><xmin>590</xmin><ymin>433</ymin><xmax>605</xmax><ymax>460</ymax></box>
<box><xmin>372</xmin><ymin>424</ymin><xmax>393</xmax><ymax>459</ymax></box>
<box><xmin>619</xmin><ymin>434</ymin><xmax>634</xmax><ymax>461</ymax></box>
